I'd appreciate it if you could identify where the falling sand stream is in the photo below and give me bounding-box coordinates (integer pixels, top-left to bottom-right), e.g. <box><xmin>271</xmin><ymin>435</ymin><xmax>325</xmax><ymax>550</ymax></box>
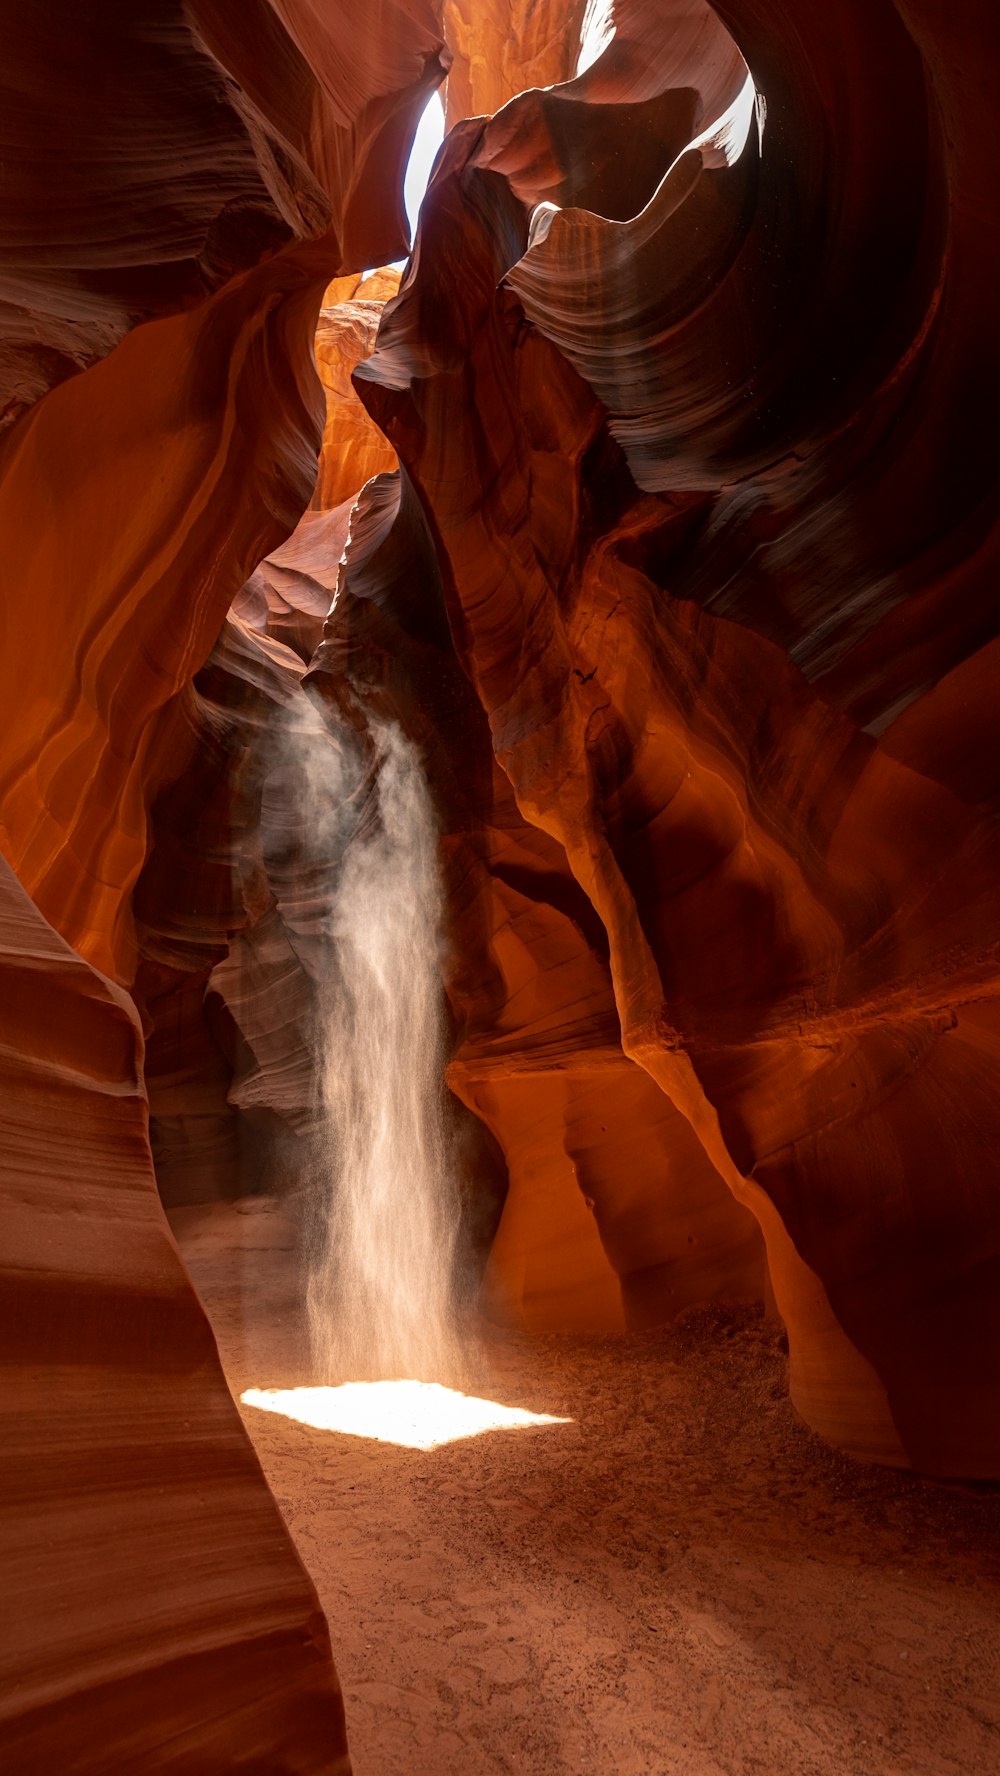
<box><xmin>305</xmin><ymin>716</ymin><xmax>462</xmax><ymax>1386</ymax></box>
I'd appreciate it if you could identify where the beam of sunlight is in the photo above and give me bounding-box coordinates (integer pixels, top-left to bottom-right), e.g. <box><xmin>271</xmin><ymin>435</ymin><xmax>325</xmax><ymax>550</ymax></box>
<box><xmin>241</xmin><ymin>1380</ymin><xmax>573</xmax><ymax>1450</ymax></box>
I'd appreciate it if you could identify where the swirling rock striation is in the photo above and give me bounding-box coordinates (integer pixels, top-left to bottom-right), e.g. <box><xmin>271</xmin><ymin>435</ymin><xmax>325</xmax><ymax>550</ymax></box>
<box><xmin>0</xmin><ymin>0</ymin><xmax>447</xmax><ymax>423</ymax></box>
<box><xmin>4</xmin><ymin>22</ymin><xmax>1000</xmax><ymax>1776</ymax></box>
<box><xmin>134</xmin><ymin>616</ymin><xmax>340</xmax><ymax>1207</ymax></box>
<box><xmin>355</xmin><ymin>0</ymin><xmax>1000</xmax><ymax>1475</ymax></box>
<box><xmin>303</xmin><ymin>452</ymin><xmax>765</xmax><ymax>1331</ymax></box>
<box><xmin>0</xmin><ymin>853</ymin><xmax>348</xmax><ymax>1770</ymax></box>
<box><xmin>0</xmin><ymin>2</ymin><xmax>453</xmax><ymax>1766</ymax></box>
<box><xmin>0</xmin><ymin>0</ymin><xmax>448</xmax><ymax>989</ymax></box>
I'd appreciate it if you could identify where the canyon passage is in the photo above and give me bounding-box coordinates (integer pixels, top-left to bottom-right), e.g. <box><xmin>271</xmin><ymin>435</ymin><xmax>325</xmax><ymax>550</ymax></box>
<box><xmin>1</xmin><ymin>2</ymin><xmax>1000</xmax><ymax>1773</ymax></box>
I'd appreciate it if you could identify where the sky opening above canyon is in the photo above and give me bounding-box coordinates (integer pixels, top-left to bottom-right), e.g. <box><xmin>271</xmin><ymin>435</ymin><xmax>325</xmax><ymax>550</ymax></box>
<box><xmin>405</xmin><ymin>92</ymin><xmax>446</xmax><ymax>244</ymax></box>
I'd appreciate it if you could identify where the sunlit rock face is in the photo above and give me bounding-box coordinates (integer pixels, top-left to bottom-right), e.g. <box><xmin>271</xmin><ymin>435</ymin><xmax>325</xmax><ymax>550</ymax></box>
<box><xmin>354</xmin><ymin>0</ymin><xmax>1000</xmax><ymax>1476</ymax></box>
<box><xmin>133</xmin><ymin>616</ymin><xmax>337</xmax><ymax>1206</ymax></box>
<box><xmin>311</xmin><ymin>272</ymin><xmax>401</xmax><ymax>515</ymax></box>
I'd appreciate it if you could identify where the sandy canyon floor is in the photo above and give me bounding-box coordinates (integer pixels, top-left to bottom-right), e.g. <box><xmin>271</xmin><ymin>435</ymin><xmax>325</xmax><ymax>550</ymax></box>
<box><xmin>173</xmin><ymin>1199</ymin><xmax>1000</xmax><ymax>1776</ymax></box>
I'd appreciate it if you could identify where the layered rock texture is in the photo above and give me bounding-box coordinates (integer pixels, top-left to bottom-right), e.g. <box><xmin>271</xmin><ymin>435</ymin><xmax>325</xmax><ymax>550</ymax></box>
<box><xmin>441</xmin><ymin>0</ymin><xmax>588</xmax><ymax>127</ymax></box>
<box><xmin>0</xmin><ymin>1</ymin><xmax>450</xmax><ymax>1766</ymax></box>
<box><xmin>311</xmin><ymin>271</ymin><xmax>401</xmax><ymax>515</ymax></box>
<box><xmin>350</xmin><ymin>0</ymin><xmax>1000</xmax><ymax>1475</ymax></box>
<box><xmin>3</xmin><ymin>0</ymin><xmax>1000</xmax><ymax>1764</ymax></box>
<box><xmin>0</xmin><ymin>854</ymin><xmax>346</xmax><ymax>1771</ymax></box>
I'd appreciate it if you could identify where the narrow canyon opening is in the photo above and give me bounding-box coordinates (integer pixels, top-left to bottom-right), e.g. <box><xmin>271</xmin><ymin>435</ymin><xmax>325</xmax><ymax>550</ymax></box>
<box><xmin>3</xmin><ymin>2</ymin><xmax>1000</xmax><ymax>1774</ymax></box>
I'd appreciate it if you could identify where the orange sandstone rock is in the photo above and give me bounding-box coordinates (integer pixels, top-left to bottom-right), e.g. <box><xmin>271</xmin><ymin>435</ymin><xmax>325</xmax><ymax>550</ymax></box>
<box><xmin>354</xmin><ymin>0</ymin><xmax>1000</xmax><ymax>1475</ymax></box>
<box><xmin>304</xmin><ymin>464</ymin><xmax>765</xmax><ymax>1332</ymax></box>
<box><xmin>0</xmin><ymin>853</ymin><xmax>349</xmax><ymax>1770</ymax></box>
<box><xmin>0</xmin><ymin>0</ymin><xmax>447</xmax><ymax>986</ymax></box>
<box><xmin>0</xmin><ymin>4</ymin><xmax>450</xmax><ymax>1764</ymax></box>
<box><xmin>312</xmin><ymin>286</ymin><xmax>400</xmax><ymax>512</ymax></box>
<box><xmin>441</xmin><ymin>0</ymin><xmax>588</xmax><ymax>129</ymax></box>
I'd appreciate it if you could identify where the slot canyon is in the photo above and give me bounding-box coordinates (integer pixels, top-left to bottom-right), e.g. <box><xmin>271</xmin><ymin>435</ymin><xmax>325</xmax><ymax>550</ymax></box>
<box><xmin>3</xmin><ymin>0</ymin><xmax>1000</xmax><ymax>1771</ymax></box>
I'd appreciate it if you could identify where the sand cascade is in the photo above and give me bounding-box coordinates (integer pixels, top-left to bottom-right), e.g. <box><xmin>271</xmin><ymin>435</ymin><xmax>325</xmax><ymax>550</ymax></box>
<box><xmin>307</xmin><ymin>718</ymin><xmax>462</xmax><ymax>1383</ymax></box>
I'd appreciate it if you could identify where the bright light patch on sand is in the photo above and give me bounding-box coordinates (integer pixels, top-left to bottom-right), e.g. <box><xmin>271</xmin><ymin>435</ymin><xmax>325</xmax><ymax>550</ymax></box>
<box><xmin>241</xmin><ymin>1380</ymin><xmax>572</xmax><ymax>1450</ymax></box>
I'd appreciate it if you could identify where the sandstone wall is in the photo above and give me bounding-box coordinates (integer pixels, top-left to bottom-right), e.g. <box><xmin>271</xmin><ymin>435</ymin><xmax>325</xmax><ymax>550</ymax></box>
<box><xmin>353</xmin><ymin>0</ymin><xmax>1000</xmax><ymax>1475</ymax></box>
<box><xmin>0</xmin><ymin>2</ymin><xmax>451</xmax><ymax>1764</ymax></box>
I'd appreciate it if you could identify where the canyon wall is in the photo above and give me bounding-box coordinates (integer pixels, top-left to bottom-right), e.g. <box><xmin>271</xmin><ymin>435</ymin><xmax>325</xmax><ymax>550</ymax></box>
<box><xmin>0</xmin><ymin>2</ymin><xmax>450</xmax><ymax>1766</ymax></box>
<box><xmin>0</xmin><ymin>853</ymin><xmax>347</xmax><ymax>1771</ymax></box>
<box><xmin>352</xmin><ymin>0</ymin><xmax>1000</xmax><ymax>1475</ymax></box>
<box><xmin>3</xmin><ymin>0</ymin><xmax>1000</xmax><ymax>1763</ymax></box>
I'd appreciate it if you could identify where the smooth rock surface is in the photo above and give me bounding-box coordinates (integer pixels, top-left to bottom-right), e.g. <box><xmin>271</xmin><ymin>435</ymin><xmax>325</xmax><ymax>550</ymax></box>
<box><xmin>0</xmin><ymin>856</ymin><xmax>349</xmax><ymax>1771</ymax></box>
<box><xmin>354</xmin><ymin>0</ymin><xmax>1000</xmax><ymax>1474</ymax></box>
<box><xmin>0</xmin><ymin>3</ymin><xmax>452</xmax><ymax>1765</ymax></box>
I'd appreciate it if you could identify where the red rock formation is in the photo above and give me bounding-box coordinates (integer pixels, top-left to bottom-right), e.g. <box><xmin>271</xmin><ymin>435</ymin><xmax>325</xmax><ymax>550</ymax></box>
<box><xmin>312</xmin><ymin>272</ymin><xmax>401</xmax><ymax>513</ymax></box>
<box><xmin>134</xmin><ymin>616</ymin><xmax>336</xmax><ymax>1206</ymax></box>
<box><xmin>235</xmin><ymin>505</ymin><xmax>353</xmax><ymax>661</ymax></box>
<box><xmin>5</xmin><ymin>22</ymin><xmax>1000</xmax><ymax>1776</ymax></box>
<box><xmin>0</xmin><ymin>2</ymin><xmax>452</xmax><ymax>1764</ymax></box>
<box><xmin>0</xmin><ymin>0</ymin><xmax>448</xmax><ymax>987</ymax></box>
<box><xmin>354</xmin><ymin>0</ymin><xmax>1000</xmax><ymax>1475</ymax></box>
<box><xmin>0</xmin><ymin>852</ymin><xmax>347</xmax><ymax>1768</ymax></box>
<box><xmin>229</xmin><ymin>272</ymin><xmax>400</xmax><ymax>658</ymax></box>
<box><xmin>441</xmin><ymin>0</ymin><xmax>588</xmax><ymax>129</ymax></box>
<box><xmin>1</xmin><ymin>0</ymin><xmax>448</xmax><ymax>424</ymax></box>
